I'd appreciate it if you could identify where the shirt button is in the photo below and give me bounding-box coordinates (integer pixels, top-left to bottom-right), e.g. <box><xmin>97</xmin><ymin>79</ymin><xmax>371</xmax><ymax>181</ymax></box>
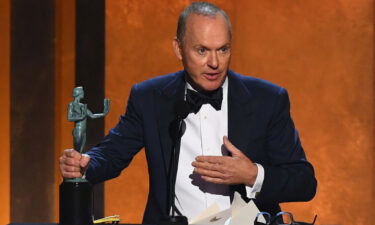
<box><xmin>203</xmin><ymin>116</ymin><xmax>207</xmax><ymax>120</ymax></box>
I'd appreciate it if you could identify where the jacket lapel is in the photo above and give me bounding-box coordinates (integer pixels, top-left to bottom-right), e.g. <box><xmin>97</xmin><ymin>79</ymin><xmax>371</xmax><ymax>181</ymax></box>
<box><xmin>228</xmin><ymin>70</ymin><xmax>254</xmax><ymax>152</ymax></box>
<box><xmin>154</xmin><ymin>71</ymin><xmax>186</xmax><ymax>174</ymax></box>
<box><xmin>227</xmin><ymin>70</ymin><xmax>255</xmax><ymax>200</ymax></box>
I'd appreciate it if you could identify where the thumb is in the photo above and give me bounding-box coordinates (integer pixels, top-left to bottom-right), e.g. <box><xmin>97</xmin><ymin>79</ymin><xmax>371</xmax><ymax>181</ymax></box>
<box><xmin>80</xmin><ymin>154</ymin><xmax>90</xmax><ymax>168</ymax></box>
<box><xmin>223</xmin><ymin>136</ymin><xmax>242</xmax><ymax>157</ymax></box>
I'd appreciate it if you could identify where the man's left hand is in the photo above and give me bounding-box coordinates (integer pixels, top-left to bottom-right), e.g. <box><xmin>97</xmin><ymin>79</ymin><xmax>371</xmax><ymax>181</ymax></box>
<box><xmin>192</xmin><ymin>136</ymin><xmax>258</xmax><ymax>186</ymax></box>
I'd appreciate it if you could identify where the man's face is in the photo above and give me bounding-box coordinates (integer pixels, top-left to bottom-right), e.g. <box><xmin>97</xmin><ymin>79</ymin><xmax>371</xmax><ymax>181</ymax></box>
<box><xmin>173</xmin><ymin>13</ymin><xmax>231</xmax><ymax>92</ymax></box>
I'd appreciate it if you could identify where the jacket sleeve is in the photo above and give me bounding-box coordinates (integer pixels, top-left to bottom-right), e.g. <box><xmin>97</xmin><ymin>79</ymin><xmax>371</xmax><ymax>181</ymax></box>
<box><xmin>255</xmin><ymin>88</ymin><xmax>317</xmax><ymax>205</ymax></box>
<box><xmin>85</xmin><ymin>84</ymin><xmax>144</xmax><ymax>184</ymax></box>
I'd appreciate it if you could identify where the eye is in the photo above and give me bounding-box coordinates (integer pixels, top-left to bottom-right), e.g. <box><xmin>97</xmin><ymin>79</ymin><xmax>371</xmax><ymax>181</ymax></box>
<box><xmin>219</xmin><ymin>46</ymin><xmax>230</xmax><ymax>54</ymax></box>
<box><xmin>197</xmin><ymin>47</ymin><xmax>206</xmax><ymax>55</ymax></box>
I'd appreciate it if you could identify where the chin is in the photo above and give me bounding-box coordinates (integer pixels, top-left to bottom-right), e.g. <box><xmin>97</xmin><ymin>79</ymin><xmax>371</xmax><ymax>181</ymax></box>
<box><xmin>205</xmin><ymin>78</ymin><xmax>226</xmax><ymax>90</ymax></box>
<box><xmin>188</xmin><ymin>74</ymin><xmax>225</xmax><ymax>91</ymax></box>
<box><xmin>200</xmin><ymin>82</ymin><xmax>223</xmax><ymax>92</ymax></box>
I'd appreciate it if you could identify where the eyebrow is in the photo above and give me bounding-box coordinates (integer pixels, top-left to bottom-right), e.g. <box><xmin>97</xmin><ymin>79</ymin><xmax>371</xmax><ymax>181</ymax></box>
<box><xmin>193</xmin><ymin>43</ymin><xmax>231</xmax><ymax>50</ymax></box>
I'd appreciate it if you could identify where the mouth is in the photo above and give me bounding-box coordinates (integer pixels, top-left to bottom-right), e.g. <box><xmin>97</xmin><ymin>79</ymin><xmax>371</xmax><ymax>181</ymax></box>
<box><xmin>203</xmin><ymin>72</ymin><xmax>221</xmax><ymax>81</ymax></box>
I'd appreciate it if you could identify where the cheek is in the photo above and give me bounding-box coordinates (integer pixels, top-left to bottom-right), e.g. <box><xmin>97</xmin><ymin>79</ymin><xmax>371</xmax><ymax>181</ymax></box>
<box><xmin>186</xmin><ymin>56</ymin><xmax>205</xmax><ymax>71</ymax></box>
<box><xmin>220</xmin><ymin>55</ymin><xmax>231</xmax><ymax>65</ymax></box>
<box><xmin>188</xmin><ymin>54</ymin><xmax>204</xmax><ymax>66</ymax></box>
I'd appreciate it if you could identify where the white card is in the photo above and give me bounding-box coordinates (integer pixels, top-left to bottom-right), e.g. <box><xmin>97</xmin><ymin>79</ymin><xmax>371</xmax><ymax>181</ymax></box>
<box><xmin>189</xmin><ymin>192</ymin><xmax>266</xmax><ymax>225</ymax></box>
<box><xmin>190</xmin><ymin>207</ymin><xmax>231</xmax><ymax>225</ymax></box>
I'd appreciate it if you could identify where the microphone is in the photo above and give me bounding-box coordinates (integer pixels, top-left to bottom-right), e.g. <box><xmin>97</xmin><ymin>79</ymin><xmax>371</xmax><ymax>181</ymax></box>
<box><xmin>174</xmin><ymin>100</ymin><xmax>191</xmax><ymax>120</ymax></box>
<box><xmin>162</xmin><ymin>101</ymin><xmax>190</xmax><ymax>225</ymax></box>
<box><xmin>168</xmin><ymin>100</ymin><xmax>190</xmax><ymax>140</ymax></box>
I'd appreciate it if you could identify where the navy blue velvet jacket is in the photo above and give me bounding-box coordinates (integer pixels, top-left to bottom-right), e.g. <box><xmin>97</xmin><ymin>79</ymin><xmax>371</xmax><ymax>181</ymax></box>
<box><xmin>86</xmin><ymin>70</ymin><xmax>317</xmax><ymax>224</ymax></box>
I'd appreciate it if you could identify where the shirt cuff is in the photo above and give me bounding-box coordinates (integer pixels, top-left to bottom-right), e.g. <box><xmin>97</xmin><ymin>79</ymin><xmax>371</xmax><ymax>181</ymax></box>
<box><xmin>245</xmin><ymin>163</ymin><xmax>264</xmax><ymax>199</ymax></box>
<box><xmin>81</xmin><ymin>153</ymin><xmax>90</xmax><ymax>179</ymax></box>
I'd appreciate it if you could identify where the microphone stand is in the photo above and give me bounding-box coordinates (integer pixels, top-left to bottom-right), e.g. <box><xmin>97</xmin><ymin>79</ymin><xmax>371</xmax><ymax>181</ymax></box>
<box><xmin>159</xmin><ymin>101</ymin><xmax>190</xmax><ymax>225</ymax></box>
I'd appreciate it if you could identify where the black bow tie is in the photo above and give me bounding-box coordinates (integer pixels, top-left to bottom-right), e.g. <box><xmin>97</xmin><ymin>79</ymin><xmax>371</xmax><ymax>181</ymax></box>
<box><xmin>186</xmin><ymin>88</ymin><xmax>223</xmax><ymax>113</ymax></box>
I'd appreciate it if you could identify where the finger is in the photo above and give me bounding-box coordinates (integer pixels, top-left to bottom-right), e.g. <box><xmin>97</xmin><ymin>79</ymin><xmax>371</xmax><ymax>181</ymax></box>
<box><xmin>61</xmin><ymin>171</ymin><xmax>84</xmax><ymax>179</ymax></box>
<box><xmin>200</xmin><ymin>176</ymin><xmax>228</xmax><ymax>185</ymax></box>
<box><xmin>192</xmin><ymin>161</ymin><xmax>225</xmax><ymax>173</ymax></box>
<box><xmin>195</xmin><ymin>155</ymin><xmax>227</xmax><ymax>164</ymax></box>
<box><xmin>80</xmin><ymin>154</ymin><xmax>91</xmax><ymax>168</ymax></box>
<box><xmin>194</xmin><ymin>167</ymin><xmax>227</xmax><ymax>179</ymax></box>
<box><xmin>60</xmin><ymin>156</ymin><xmax>80</xmax><ymax>167</ymax></box>
<box><xmin>61</xmin><ymin>164</ymin><xmax>81</xmax><ymax>173</ymax></box>
<box><xmin>223</xmin><ymin>136</ymin><xmax>243</xmax><ymax>157</ymax></box>
<box><xmin>64</xmin><ymin>149</ymin><xmax>81</xmax><ymax>159</ymax></box>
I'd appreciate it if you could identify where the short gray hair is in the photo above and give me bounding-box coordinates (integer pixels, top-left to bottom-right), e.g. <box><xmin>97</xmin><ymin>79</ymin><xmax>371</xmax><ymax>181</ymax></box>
<box><xmin>176</xmin><ymin>2</ymin><xmax>232</xmax><ymax>44</ymax></box>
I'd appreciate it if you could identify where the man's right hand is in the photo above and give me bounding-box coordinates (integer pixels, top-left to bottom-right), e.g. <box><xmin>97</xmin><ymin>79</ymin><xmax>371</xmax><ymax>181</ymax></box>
<box><xmin>59</xmin><ymin>149</ymin><xmax>90</xmax><ymax>178</ymax></box>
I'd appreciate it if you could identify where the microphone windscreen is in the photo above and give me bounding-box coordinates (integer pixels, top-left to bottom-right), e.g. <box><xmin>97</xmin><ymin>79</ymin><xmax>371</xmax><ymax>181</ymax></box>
<box><xmin>174</xmin><ymin>100</ymin><xmax>191</xmax><ymax>119</ymax></box>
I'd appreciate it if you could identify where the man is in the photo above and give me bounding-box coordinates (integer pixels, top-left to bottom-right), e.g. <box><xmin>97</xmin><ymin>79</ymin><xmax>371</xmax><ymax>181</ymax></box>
<box><xmin>60</xmin><ymin>2</ymin><xmax>317</xmax><ymax>224</ymax></box>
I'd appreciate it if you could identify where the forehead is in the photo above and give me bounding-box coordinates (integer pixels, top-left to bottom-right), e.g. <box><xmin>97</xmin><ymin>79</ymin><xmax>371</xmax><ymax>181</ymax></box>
<box><xmin>184</xmin><ymin>13</ymin><xmax>230</xmax><ymax>46</ymax></box>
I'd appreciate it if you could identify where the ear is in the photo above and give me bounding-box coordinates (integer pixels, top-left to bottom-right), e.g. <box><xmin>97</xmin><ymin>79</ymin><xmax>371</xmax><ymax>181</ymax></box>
<box><xmin>172</xmin><ymin>37</ymin><xmax>183</xmax><ymax>60</ymax></box>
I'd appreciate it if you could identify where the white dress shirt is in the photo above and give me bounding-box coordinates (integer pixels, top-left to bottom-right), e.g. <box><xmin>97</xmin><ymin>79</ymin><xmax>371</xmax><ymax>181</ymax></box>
<box><xmin>175</xmin><ymin>78</ymin><xmax>265</xmax><ymax>221</ymax></box>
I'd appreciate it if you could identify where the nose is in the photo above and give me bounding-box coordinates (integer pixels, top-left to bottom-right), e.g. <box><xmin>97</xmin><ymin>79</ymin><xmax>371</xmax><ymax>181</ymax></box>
<box><xmin>207</xmin><ymin>51</ymin><xmax>219</xmax><ymax>69</ymax></box>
